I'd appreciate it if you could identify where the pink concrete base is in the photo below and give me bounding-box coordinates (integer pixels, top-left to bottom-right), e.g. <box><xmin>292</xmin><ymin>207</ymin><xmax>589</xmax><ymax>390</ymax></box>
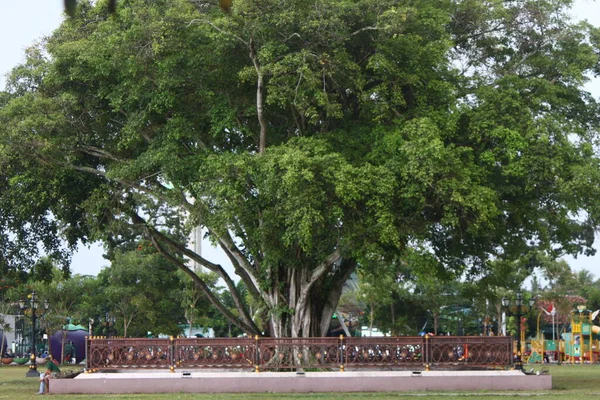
<box><xmin>51</xmin><ymin>370</ymin><xmax>552</xmax><ymax>394</ymax></box>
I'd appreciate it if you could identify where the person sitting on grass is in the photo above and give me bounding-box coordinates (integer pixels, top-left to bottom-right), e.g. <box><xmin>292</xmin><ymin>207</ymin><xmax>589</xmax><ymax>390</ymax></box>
<box><xmin>37</xmin><ymin>356</ymin><xmax>60</xmax><ymax>395</ymax></box>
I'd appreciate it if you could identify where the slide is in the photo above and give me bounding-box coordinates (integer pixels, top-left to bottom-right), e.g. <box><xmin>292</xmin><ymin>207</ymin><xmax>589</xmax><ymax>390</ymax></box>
<box><xmin>590</xmin><ymin>310</ymin><xmax>600</xmax><ymax>334</ymax></box>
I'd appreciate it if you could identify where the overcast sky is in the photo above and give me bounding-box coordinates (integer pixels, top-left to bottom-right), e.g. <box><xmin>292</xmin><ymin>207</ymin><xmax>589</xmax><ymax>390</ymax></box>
<box><xmin>1</xmin><ymin>0</ymin><xmax>600</xmax><ymax>277</ymax></box>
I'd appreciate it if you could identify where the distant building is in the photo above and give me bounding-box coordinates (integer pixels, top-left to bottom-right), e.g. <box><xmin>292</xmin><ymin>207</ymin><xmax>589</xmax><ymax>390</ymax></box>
<box><xmin>361</xmin><ymin>326</ymin><xmax>387</xmax><ymax>337</ymax></box>
<box><xmin>0</xmin><ymin>314</ymin><xmax>16</xmax><ymax>353</ymax></box>
<box><xmin>178</xmin><ymin>324</ymin><xmax>214</xmax><ymax>338</ymax></box>
<box><xmin>187</xmin><ymin>226</ymin><xmax>204</xmax><ymax>273</ymax></box>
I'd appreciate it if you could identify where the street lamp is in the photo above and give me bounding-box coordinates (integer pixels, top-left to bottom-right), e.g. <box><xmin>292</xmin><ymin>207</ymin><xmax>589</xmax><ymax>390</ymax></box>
<box><xmin>502</xmin><ymin>290</ymin><xmax>535</xmax><ymax>371</ymax></box>
<box><xmin>348</xmin><ymin>312</ymin><xmax>353</xmax><ymax>337</ymax></box>
<box><xmin>19</xmin><ymin>291</ymin><xmax>50</xmax><ymax>378</ymax></box>
<box><xmin>102</xmin><ymin>313</ymin><xmax>116</xmax><ymax>338</ymax></box>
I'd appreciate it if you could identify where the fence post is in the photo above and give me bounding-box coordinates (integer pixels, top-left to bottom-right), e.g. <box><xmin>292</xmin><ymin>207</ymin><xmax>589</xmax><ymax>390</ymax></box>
<box><xmin>254</xmin><ymin>335</ymin><xmax>260</xmax><ymax>372</ymax></box>
<box><xmin>424</xmin><ymin>334</ymin><xmax>431</xmax><ymax>371</ymax></box>
<box><xmin>169</xmin><ymin>336</ymin><xmax>175</xmax><ymax>373</ymax></box>
<box><xmin>84</xmin><ymin>337</ymin><xmax>90</xmax><ymax>372</ymax></box>
<box><xmin>339</xmin><ymin>334</ymin><xmax>345</xmax><ymax>372</ymax></box>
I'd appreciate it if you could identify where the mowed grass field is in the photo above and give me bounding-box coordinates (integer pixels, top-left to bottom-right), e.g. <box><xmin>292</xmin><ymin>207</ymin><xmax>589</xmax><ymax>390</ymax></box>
<box><xmin>1</xmin><ymin>364</ymin><xmax>598</xmax><ymax>399</ymax></box>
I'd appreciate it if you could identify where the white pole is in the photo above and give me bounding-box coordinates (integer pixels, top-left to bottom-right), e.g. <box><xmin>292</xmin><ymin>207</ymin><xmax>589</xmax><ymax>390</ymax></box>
<box><xmin>89</xmin><ymin>318</ymin><xmax>94</xmax><ymax>336</ymax></box>
<box><xmin>552</xmin><ymin>313</ymin><xmax>555</xmax><ymax>343</ymax></box>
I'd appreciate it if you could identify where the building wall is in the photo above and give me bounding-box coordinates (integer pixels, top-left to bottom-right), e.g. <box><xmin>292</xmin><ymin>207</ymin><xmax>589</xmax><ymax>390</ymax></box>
<box><xmin>187</xmin><ymin>226</ymin><xmax>204</xmax><ymax>273</ymax></box>
<box><xmin>0</xmin><ymin>314</ymin><xmax>16</xmax><ymax>352</ymax></box>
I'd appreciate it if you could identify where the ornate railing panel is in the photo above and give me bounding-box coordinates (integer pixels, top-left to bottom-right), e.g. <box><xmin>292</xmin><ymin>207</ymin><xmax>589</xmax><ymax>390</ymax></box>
<box><xmin>175</xmin><ymin>338</ymin><xmax>255</xmax><ymax>369</ymax></box>
<box><xmin>428</xmin><ymin>336</ymin><xmax>513</xmax><ymax>367</ymax></box>
<box><xmin>86</xmin><ymin>335</ymin><xmax>513</xmax><ymax>371</ymax></box>
<box><xmin>344</xmin><ymin>337</ymin><xmax>424</xmax><ymax>368</ymax></box>
<box><xmin>87</xmin><ymin>338</ymin><xmax>173</xmax><ymax>369</ymax></box>
<box><xmin>257</xmin><ymin>337</ymin><xmax>341</xmax><ymax>370</ymax></box>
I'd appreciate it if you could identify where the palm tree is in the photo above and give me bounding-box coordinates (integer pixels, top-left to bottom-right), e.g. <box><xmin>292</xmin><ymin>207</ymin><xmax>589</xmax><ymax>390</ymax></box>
<box><xmin>575</xmin><ymin>269</ymin><xmax>595</xmax><ymax>287</ymax></box>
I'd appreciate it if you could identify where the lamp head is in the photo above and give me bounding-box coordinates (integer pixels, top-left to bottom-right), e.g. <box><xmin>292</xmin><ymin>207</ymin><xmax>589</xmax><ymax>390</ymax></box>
<box><xmin>515</xmin><ymin>290</ymin><xmax>523</xmax><ymax>307</ymax></box>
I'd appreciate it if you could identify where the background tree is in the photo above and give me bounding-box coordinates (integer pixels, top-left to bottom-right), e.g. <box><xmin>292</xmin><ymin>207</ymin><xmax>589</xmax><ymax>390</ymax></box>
<box><xmin>357</xmin><ymin>263</ymin><xmax>399</xmax><ymax>336</ymax></box>
<box><xmin>216</xmin><ymin>280</ymin><xmax>250</xmax><ymax>337</ymax></box>
<box><xmin>180</xmin><ymin>270</ymin><xmax>225</xmax><ymax>337</ymax></box>
<box><xmin>34</xmin><ymin>269</ymin><xmax>94</xmax><ymax>361</ymax></box>
<box><xmin>97</xmin><ymin>246</ymin><xmax>184</xmax><ymax>337</ymax></box>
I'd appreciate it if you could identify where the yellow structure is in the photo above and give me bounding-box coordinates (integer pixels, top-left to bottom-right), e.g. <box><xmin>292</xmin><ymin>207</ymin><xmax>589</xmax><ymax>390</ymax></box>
<box><xmin>566</xmin><ymin>306</ymin><xmax>600</xmax><ymax>364</ymax></box>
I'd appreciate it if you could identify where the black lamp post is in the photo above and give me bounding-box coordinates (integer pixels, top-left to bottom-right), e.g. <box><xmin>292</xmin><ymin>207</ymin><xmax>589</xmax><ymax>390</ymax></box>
<box><xmin>19</xmin><ymin>291</ymin><xmax>50</xmax><ymax>378</ymax></box>
<box><xmin>502</xmin><ymin>290</ymin><xmax>535</xmax><ymax>371</ymax></box>
<box><xmin>348</xmin><ymin>312</ymin><xmax>353</xmax><ymax>337</ymax></box>
<box><xmin>103</xmin><ymin>313</ymin><xmax>116</xmax><ymax>338</ymax></box>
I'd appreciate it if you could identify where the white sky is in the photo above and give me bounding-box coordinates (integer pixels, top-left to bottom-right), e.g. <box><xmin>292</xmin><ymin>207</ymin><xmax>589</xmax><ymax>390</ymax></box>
<box><xmin>1</xmin><ymin>0</ymin><xmax>600</xmax><ymax>277</ymax></box>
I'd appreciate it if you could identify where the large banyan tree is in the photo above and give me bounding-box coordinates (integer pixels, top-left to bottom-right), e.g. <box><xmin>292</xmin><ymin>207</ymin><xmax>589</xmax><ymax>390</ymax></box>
<box><xmin>1</xmin><ymin>0</ymin><xmax>600</xmax><ymax>337</ymax></box>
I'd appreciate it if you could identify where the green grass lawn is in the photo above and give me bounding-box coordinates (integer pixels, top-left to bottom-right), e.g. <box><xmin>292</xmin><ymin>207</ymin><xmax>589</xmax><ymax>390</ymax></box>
<box><xmin>1</xmin><ymin>364</ymin><xmax>598</xmax><ymax>399</ymax></box>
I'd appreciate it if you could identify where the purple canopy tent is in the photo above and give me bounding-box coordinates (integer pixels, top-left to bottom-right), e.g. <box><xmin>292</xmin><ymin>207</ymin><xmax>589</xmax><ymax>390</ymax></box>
<box><xmin>49</xmin><ymin>326</ymin><xmax>89</xmax><ymax>364</ymax></box>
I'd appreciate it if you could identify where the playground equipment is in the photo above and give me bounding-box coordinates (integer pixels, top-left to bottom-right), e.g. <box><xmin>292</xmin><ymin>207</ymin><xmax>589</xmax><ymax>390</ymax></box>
<box><xmin>526</xmin><ymin>306</ymin><xmax>600</xmax><ymax>364</ymax></box>
<box><xmin>561</xmin><ymin>307</ymin><xmax>600</xmax><ymax>363</ymax></box>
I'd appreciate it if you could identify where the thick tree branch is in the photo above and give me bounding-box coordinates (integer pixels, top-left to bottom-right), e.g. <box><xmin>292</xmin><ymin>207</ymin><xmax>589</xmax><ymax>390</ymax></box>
<box><xmin>187</xmin><ymin>19</ymin><xmax>248</xmax><ymax>46</ymax></box>
<box><xmin>64</xmin><ymin>163</ymin><xmax>176</xmax><ymax>208</ymax></box>
<box><xmin>131</xmin><ymin>213</ymin><xmax>261</xmax><ymax>335</ymax></box>
<box><xmin>189</xmin><ymin>19</ymin><xmax>268</xmax><ymax>153</ymax></box>
<box><xmin>216</xmin><ymin>232</ymin><xmax>265</xmax><ymax>299</ymax></box>
<box><xmin>149</xmin><ymin>233</ymin><xmax>260</xmax><ymax>335</ymax></box>
<box><xmin>319</xmin><ymin>258</ymin><xmax>357</xmax><ymax>336</ymax></box>
<box><xmin>249</xmin><ymin>37</ymin><xmax>267</xmax><ymax>154</ymax></box>
<box><xmin>350</xmin><ymin>26</ymin><xmax>379</xmax><ymax>36</ymax></box>
<box><xmin>64</xmin><ymin>145</ymin><xmax>193</xmax><ymax>211</ymax></box>
<box><xmin>59</xmin><ymin>153</ymin><xmax>262</xmax><ymax>330</ymax></box>
<box><xmin>187</xmin><ymin>20</ymin><xmax>267</xmax><ymax>152</ymax></box>
<box><xmin>215</xmin><ymin>234</ymin><xmax>263</xmax><ymax>303</ymax></box>
<box><xmin>295</xmin><ymin>249</ymin><xmax>341</xmax><ymax>313</ymax></box>
<box><xmin>74</xmin><ymin>145</ymin><xmax>128</xmax><ymax>163</ymax></box>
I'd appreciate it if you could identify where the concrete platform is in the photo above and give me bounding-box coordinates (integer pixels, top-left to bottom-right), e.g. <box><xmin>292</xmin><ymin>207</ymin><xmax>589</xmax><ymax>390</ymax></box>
<box><xmin>51</xmin><ymin>370</ymin><xmax>552</xmax><ymax>394</ymax></box>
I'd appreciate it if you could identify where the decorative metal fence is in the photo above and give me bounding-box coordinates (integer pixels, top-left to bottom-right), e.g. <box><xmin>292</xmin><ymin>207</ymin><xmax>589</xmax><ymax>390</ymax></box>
<box><xmin>344</xmin><ymin>337</ymin><xmax>424</xmax><ymax>368</ymax></box>
<box><xmin>176</xmin><ymin>337</ymin><xmax>256</xmax><ymax>369</ymax></box>
<box><xmin>86</xmin><ymin>335</ymin><xmax>513</xmax><ymax>371</ymax></box>
<box><xmin>428</xmin><ymin>336</ymin><xmax>513</xmax><ymax>367</ymax></box>
<box><xmin>87</xmin><ymin>338</ymin><xmax>173</xmax><ymax>369</ymax></box>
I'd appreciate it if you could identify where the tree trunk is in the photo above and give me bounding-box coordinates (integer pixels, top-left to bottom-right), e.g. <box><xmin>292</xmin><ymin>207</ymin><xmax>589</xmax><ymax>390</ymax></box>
<box><xmin>391</xmin><ymin>302</ymin><xmax>396</xmax><ymax>336</ymax></box>
<box><xmin>138</xmin><ymin>209</ymin><xmax>357</xmax><ymax>338</ymax></box>
<box><xmin>369</xmin><ymin>302</ymin><xmax>375</xmax><ymax>336</ymax></box>
<box><xmin>61</xmin><ymin>333</ymin><xmax>66</xmax><ymax>363</ymax></box>
<box><xmin>272</xmin><ymin>258</ymin><xmax>356</xmax><ymax>338</ymax></box>
<box><xmin>249</xmin><ymin>37</ymin><xmax>267</xmax><ymax>154</ymax></box>
<box><xmin>495</xmin><ymin>303</ymin><xmax>504</xmax><ymax>336</ymax></box>
<box><xmin>123</xmin><ymin>316</ymin><xmax>130</xmax><ymax>338</ymax></box>
<box><xmin>0</xmin><ymin>335</ymin><xmax>5</xmax><ymax>359</ymax></box>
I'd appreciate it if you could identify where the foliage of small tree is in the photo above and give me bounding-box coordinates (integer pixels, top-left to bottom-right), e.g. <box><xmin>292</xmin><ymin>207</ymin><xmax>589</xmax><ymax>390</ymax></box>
<box><xmin>97</xmin><ymin>247</ymin><xmax>185</xmax><ymax>337</ymax></box>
